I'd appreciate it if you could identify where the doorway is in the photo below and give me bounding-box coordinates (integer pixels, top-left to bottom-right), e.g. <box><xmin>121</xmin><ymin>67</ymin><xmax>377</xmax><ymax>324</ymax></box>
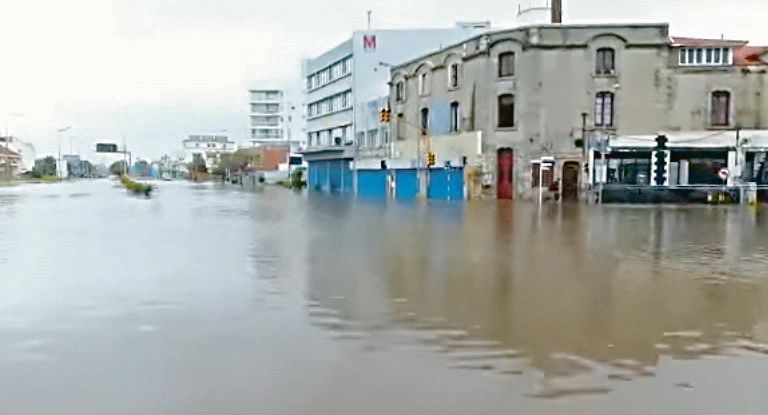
<box><xmin>562</xmin><ymin>161</ymin><xmax>580</xmax><ymax>201</ymax></box>
<box><xmin>497</xmin><ymin>148</ymin><xmax>514</xmax><ymax>199</ymax></box>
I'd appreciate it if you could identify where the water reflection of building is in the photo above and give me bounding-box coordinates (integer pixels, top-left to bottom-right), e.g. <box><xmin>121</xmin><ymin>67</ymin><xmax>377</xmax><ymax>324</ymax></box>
<box><xmin>304</xmin><ymin>201</ymin><xmax>768</xmax><ymax>382</ymax></box>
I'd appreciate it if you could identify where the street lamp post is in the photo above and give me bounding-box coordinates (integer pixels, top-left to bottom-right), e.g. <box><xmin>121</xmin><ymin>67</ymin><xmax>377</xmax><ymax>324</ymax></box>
<box><xmin>57</xmin><ymin>126</ymin><xmax>71</xmax><ymax>180</ymax></box>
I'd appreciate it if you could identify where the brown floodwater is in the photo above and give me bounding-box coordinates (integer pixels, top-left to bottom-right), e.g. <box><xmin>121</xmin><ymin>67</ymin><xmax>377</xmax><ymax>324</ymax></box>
<box><xmin>1</xmin><ymin>180</ymin><xmax>768</xmax><ymax>414</ymax></box>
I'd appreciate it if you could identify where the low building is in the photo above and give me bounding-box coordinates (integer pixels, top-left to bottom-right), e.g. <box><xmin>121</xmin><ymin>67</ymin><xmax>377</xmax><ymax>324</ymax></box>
<box><xmin>0</xmin><ymin>146</ymin><xmax>22</xmax><ymax>179</ymax></box>
<box><xmin>182</xmin><ymin>135</ymin><xmax>237</xmax><ymax>171</ymax></box>
<box><xmin>388</xmin><ymin>23</ymin><xmax>768</xmax><ymax>200</ymax></box>
<box><xmin>62</xmin><ymin>155</ymin><xmax>83</xmax><ymax>178</ymax></box>
<box><xmin>0</xmin><ymin>136</ymin><xmax>36</xmax><ymax>172</ymax></box>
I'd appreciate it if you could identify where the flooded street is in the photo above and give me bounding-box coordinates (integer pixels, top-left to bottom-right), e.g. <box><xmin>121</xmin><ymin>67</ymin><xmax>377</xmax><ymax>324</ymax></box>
<box><xmin>2</xmin><ymin>180</ymin><xmax>768</xmax><ymax>414</ymax></box>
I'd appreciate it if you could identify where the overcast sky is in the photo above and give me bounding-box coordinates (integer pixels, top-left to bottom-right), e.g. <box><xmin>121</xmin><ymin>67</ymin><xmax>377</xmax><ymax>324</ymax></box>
<box><xmin>1</xmin><ymin>0</ymin><xmax>767</xmax><ymax>160</ymax></box>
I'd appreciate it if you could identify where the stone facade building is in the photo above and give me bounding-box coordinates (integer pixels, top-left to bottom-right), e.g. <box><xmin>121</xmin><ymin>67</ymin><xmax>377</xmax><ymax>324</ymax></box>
<box><xmin>388</xmin><ymin>23</ymin><xmax>768</xmax><ymax>200</ymax></box>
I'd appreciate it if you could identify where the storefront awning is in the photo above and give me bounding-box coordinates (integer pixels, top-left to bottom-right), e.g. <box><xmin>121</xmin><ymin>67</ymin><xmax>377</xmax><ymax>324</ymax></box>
<box><xmin>608</xmin><ymin>130</ymin><xmax>768</xmax><ymax>150</ymax></box>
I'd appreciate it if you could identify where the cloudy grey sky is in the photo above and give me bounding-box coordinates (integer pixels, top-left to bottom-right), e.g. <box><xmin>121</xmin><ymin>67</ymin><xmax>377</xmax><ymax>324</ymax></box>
<box><xmin>1</xmin><ymin>0</ymin><xmax>767</xmax><ymax>159</ymax></box>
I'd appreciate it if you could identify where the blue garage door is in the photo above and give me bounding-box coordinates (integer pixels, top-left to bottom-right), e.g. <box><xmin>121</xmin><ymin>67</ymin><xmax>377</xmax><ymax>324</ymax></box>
<box><xmin>342</xmin><ymin>161</ymin><xmax>353</xmax><ymax>194</ymax></box>
<box><xmin>329</xmin><ymin>159</ymin><xmax>343</xmax><ymax>192</ymax></box>
<box><xmin>428</xmin><ymin>168</ymin><xmax>464</xmax><ymax>201</ymax></box>
<box><xmin>357</xmin><ymin>169</ymin><xmax>387</xmax><ymax>198</ymax></box>
<box><xmin>395</xmin><ymin>169</ymin><xmax>418</xmax><ymax>200</ymax></box>
<box><xmin>308</xmin><ymin>161</ymin><xmax>324</xmax><ymax>191</ymax></box>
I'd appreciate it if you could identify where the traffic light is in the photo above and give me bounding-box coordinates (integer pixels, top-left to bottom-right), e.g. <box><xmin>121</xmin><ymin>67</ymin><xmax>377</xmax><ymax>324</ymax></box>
<box><xmin>379</xmin><ymin>108</ymin><xmax>392</xmax><ymax>124</ymax></box>
<box><xmin>427</xmin><ymin>152</ymin><xmax>436</xmax><ymax>167</ymax></box>
<box><xmin>652</xmin><ymin>134</ymin><xmax>669</xmax><ymax>186</ymax></box>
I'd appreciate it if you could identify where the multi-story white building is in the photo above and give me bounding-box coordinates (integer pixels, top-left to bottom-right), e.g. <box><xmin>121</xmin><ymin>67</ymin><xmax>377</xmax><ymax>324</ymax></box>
<box><xmin>301</xmin><ymin>24</ymin><xmax>490</xmax><ymax>193</ymax></box>
<box><xmin>248</xmin><ymin>90</ymin><xmax>286</xmax><ymax>144</ymax></box>
<box><xmin>182</xmin><ymin>134</ymin><xmax>237</xmax><ymax>171</ymax></box>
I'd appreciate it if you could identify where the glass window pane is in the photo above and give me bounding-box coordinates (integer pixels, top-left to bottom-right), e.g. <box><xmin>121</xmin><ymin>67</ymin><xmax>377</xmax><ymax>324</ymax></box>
<box><xmin>722</xmin><ymin>48</ymin><xmax>730</xmax><ymax>64</ymax></box>
<box><xmin>696</xmin><ymin>48</ymin><xmax>703</xmax><ymax>64</ymax></box>
<box><xmin>706</xmin><ymin>48</ymin><xmax>713</xmax><ymax>64</ymax></box>
<box><xmin>714</xmin><ymin>48</ymin><xmax>721</xmax><ymax>64</ymax></box>
<box><xmin>688</xmin><ymin>49</ymin><xmax>695</xmax><ymax>64</ymax></box>
<box><xmin>680</xmin><ymin>48</ymin><xmax>687</xmax><ymax>64</ymax></box>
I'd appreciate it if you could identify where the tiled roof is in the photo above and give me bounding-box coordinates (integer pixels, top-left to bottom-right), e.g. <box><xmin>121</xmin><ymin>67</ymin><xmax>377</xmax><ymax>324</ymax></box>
<box><xmin>0</xmin><ymin>146</ymin><xmax>21</xmax><ymax>158</ymax></box>
<box><xmin>734</xmin><ymin>46</ymin><xmax>768</xmax><ymax>65</ymax></box>
<box><xmin>671</xmin><ymin>37</ymin><xmax>748</xmax><ymax>48</ymax></box>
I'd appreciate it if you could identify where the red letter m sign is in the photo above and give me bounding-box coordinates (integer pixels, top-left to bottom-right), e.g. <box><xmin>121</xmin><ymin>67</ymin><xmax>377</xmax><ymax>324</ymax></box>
<box><xmin>363</xmin><ymin>35</ymin><xmax>377</xmax><ymax>51</ymax></box>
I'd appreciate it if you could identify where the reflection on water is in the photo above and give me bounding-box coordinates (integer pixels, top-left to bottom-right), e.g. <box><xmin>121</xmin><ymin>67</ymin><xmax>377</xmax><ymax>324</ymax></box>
<box><xmin>305</xmin><ymin>200</ymin><xmax>768</xmax><ymax>399</ymax></box>
<box><xmin>2</xmin><ymin>181</ymin><xmax>768</xmax><ymax>414</ymax></box>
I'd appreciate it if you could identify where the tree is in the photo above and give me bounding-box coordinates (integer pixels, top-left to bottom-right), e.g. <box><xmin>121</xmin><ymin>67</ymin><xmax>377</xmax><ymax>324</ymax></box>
<box><xmin>33</xmin><ymin>156</ymin><xmax>57</xmax><ymax>177</ymax></box>
<box><xmin>109</xmin><ymin>160</ymin><xmax>128</xmax><ymax>176</ymax></box>
<box><xmin>189</xmin><ymin>154</ymin><xmax>208</xmax><ymax>174</ymax></box>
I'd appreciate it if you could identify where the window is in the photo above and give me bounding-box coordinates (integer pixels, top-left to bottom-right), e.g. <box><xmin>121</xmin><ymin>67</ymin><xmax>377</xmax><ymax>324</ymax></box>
<box><xmin>595</xmin><ymin>48</ymin><xmax>615</xmax><ymax>75</ymax></box>
<box><xmin>595</xmin><ymin>92</ymin><xmax>615</xmax><ymax>127</ymax></box>
<box><xmin>418</xmin><ymin>72</ymin><xmax>430</xmax><ymax>96</ymax></box>
<box><xmin>341</xmin><ymin>92</ymin><xmax>349</xmax><ymax>108</ymax></box>
<box><xmin>420</xmin><ymin>108</ymin><xmax>429</xmax><ymax>133</ymax></box>
<box><xmin>498</xmin><ymin>52</ymin><xmax>515</xmax><ymax>77</ymax></box>
<box><xmin>396</xmin><ymin>113</ymin><xmax>405</xmax><ymax>140</ymax></box>
<box><xmin>448</xmin><ymin>63</ymin><xmax>460</xmax><ymax>88</ymax></box>
<box><xmin>449</xmin><ymin>102</ymin><xmax>460</xmax><ymax>132</ymax></box>
<box><xmin>497</xmin><ymin>94</ymin><xmax>515</xmax><ymax>128</ymax></box>
<box><xmin>679</xmin><ymin>47</ymin><xmax>732</xmax><ymax>66</ymax></box>
<box><xmin>711</xmin><ymin>91</ymin><xmax>731</xmax><ymax>126</ymax></box>
<box><xmin>395</xmin><ymin>81</ymin><xmax>405</xmax><ymax>102</ymax></box>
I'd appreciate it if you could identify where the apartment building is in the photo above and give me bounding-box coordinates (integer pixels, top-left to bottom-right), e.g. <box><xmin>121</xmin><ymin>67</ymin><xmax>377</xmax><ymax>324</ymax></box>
<box><xmin>301</xmin><ymin>24</ymin><xmax>489</xmax><ymax>193</ymax></box>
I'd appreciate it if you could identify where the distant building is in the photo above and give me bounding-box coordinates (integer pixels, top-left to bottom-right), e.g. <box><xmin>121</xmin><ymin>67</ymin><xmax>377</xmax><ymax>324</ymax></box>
<box><xmin>248</xmin><ymin>89</ymin><xmax>302</xmax><ymax>147</ymax></box>
<box><xmin>62</xmin><ymin>155</ymin><xmax>83</xmax><ymax>178</ymax></box>
<box><xmin>300</xmin><ymin>24</ymin><xmax>489</xmax><ymax>193</ymax></box>
<box><xmin>0</xmin><ymin>146</ymin><xmax>22</xmax><ymax>179</ymax></box>
<box><xmin>182</xmin><ymin>134</ymin><xmax>237</xmax><ymax>171</ymax></box>
<box><xmin>0</xmin><ymin>136</ymin><xmax>36</xmax><ymax>172</ymax></box>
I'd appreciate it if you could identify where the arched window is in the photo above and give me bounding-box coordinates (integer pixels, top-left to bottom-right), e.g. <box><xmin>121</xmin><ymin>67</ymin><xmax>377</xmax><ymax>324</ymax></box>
<box><xmin>418</xmin><ymin>72</ymin><xmax>431</xmax><ymax>96</ymax></box>
<box><xmin>595</xmin><ymin>92</ymin><xmax>615</xmax><ymax>127</ymax></box>
<box><xmin>596</xmin><ymin>48</ymin><xmax>615</xmax><ymax>75</ymax></box>
<box><xmin>448</xmin><ymin>63</ymin><xmax>461</xmax><ymax>88</ymax></box>
<box><xmin>449</xmin><ymin>102</ymin><xmax>460</xmax><ymax>132</ymax></box>
<box><xmin>420</xmin><ymin>108</ymin><xmax>429</xmax><ymax>134</ymax></box>
<box><xmin>498</xmin><ymin>94</ymin><xmax>515</xmax><ymax>128</ymax></box>
<box><xmin>395</xmin><ymin>80</ymin><xmax>406</xmax><ymax>102</ymax></box>
<box><xmin>711</xmin><ymin>91</ymin><xmax>731</xmax><ymax>126</ymax></box>
<box><xmin>498</xmin><ymin>52</ymin><xmax>515</xmax><ymax>77</ymax></box>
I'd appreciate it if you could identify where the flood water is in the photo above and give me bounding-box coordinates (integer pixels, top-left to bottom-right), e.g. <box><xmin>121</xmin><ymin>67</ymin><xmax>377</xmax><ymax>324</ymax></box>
<box><xmin>2</xmin><ymin>180</ymin><xmax>768</xmax><ymax>414</ymax></box>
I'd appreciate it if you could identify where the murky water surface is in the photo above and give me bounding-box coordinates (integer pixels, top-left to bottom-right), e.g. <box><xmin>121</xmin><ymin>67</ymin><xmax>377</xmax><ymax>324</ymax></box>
<box><xmin>2</xmin><ymin>180</ymin><xmax>768</xmax><ymax>414</ymax></box>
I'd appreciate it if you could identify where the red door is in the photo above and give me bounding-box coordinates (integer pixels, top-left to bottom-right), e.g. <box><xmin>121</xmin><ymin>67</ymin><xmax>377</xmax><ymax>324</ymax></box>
<box><xmin>497</xmin><ymin>148</ymin><xmax>514</xmax><ymax>199</ymax></box>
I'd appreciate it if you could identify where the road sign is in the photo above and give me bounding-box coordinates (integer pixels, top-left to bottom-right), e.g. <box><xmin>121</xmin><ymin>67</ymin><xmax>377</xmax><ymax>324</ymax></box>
<box><xmin>288</xmin><ymin>156</ymin><xmax>303</xmax><ymax>166</ymax></box>
<box><xmin>718</xmin><ymin>167</ymin><xmax>730</xmax><ymax>181</ymax></box>
<box><xmin>96</xmin><ymin>143</ymin><xmax>119</xmax><ymax>153</ymax></box>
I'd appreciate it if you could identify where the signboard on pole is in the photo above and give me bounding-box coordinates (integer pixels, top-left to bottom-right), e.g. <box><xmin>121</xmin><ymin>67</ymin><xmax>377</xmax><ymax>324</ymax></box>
<box><xmin>96</xmin><ymin>143</ymin><xmax>119</xmax><ymax>153</ymax></box>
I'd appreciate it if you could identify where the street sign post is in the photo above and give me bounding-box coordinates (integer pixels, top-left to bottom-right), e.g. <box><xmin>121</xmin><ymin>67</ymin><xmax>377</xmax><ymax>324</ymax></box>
<box><xmin>96</xmin><ymin>143</ymin><xmax>119</xmax><ymax>153</ymax></box>
<box><xmin>96</xmin><ymin>143</ymin><xmax>131</xmax><ymax>175</ymax></box>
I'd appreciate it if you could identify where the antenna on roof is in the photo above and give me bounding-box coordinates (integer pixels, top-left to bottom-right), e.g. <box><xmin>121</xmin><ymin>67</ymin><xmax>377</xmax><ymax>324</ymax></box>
<box><xmin>367</xmin><ymin>10</ymin><xmax>372</xmax><ymax>31</ymax></box>
<box><xmin>721</xmin><ymin>33</ymin><xmax>725</xmax><ymax>40</ymax></box>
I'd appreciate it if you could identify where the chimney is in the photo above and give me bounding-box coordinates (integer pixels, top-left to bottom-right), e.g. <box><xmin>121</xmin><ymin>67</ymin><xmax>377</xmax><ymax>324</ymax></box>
<box><xmin>551</xmin><ymin>0</ymin><xmax>562</xmax><ymax>24</ymax></box>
